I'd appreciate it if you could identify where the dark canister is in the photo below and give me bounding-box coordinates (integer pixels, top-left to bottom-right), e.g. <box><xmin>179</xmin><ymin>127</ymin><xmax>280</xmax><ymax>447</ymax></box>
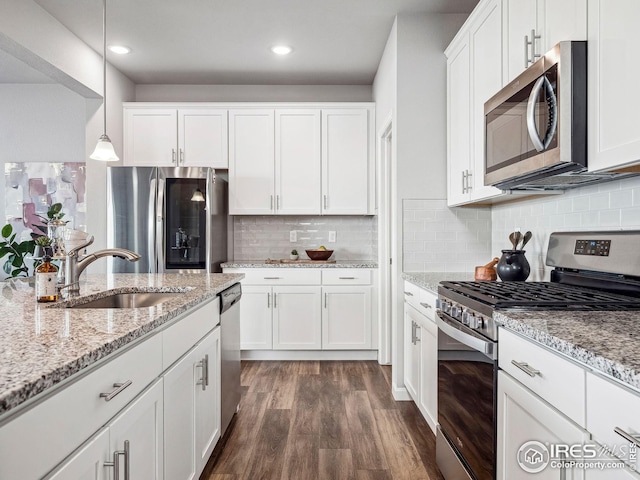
<box><xmin>496</xmin><ymin>250</ymin><xmax>530</xmax><ymax>281</ymax></box>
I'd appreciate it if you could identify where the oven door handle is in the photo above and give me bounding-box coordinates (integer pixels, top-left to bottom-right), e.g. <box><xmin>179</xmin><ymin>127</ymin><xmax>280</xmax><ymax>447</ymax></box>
<box><xmin>437</xmin><ymin>313</ymin><xmax>496</xmax><ymax>360</ymax></box>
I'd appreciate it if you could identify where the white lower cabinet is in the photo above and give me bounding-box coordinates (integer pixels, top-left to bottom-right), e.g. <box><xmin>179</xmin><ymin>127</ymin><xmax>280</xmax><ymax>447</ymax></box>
<box><xmin>224</xmin><ymin>267</ymin><xmax>375</xmax><ymax>352</ymax></box>
<box><xmin>497</xmin><ymin>370</ymin><xmax>587</xmax><ymax>480</ymax></box>
<box><xmin>273</xmin><ymin>286</ymin><xmax>322</xmax><ymax>350</ymax></box>
<box><xmin>402</xmin><ymin>281</ymin><xmax>438</xmax><ymax>432</ymax></box>
<box><xmin>164</xmin><ymin>327</ymin><xmax>221</xmax><ymax>480</ymax></box>
<box><xmin>47</xmin><ymin>379</ymin><xmax>164</xmax><ymax>480</ymax></box>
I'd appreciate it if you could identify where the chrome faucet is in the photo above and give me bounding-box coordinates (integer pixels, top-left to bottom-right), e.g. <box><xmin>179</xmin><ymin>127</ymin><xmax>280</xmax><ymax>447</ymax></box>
<box><xmin>60</xmin><ymin>235</ymin><xmax>141</xmax><ymax>296</ymax></box>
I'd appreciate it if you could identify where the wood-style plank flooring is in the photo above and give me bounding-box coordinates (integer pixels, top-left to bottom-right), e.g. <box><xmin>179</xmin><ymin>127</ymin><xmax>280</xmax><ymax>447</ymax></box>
<box><xmin>200</xmin><ymin>361</ymin><xmax>443</xmax><ymax>480</ymax></box>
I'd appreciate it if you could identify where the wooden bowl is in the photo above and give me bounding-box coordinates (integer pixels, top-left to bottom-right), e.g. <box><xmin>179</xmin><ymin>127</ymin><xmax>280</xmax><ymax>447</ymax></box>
<box><xmin>305</xmin><ymin>249</ymin><xmax>334</xmax><ymax>261</ymax></box>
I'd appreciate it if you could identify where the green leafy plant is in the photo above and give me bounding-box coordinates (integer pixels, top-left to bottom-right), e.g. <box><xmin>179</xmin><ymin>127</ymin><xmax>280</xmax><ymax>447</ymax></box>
<box><xmin>35</xmin><ymin>236</ymin><xmax>52</xmax><ymax>247</ymax></box>
<box><xmin>291</xmin><ymin>249</ymin><xmax>298</xmax><ymax>255</ymax></box>
<box><xmin>0</xmin><ymin>224</ymin><xmax>36</xmax><ymax>277</ymax></box>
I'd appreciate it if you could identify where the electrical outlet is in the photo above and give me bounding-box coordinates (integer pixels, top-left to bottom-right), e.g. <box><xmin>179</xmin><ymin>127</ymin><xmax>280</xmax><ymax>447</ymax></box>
<box><xmin>328</xmin><ymin>231</ymin><xmax>336</xmax><ymax>243</ymax></box>
<box><xmin>290</xmin><ymin>231</ymin><xmax>297</xmax><ymax>242</ymax></box>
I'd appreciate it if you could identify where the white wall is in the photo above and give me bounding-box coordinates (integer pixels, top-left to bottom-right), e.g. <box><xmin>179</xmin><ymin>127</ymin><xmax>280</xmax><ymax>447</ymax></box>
<box><xmin>492</xmin><ymin>176</ymin><xmax>640</xmax><ymax>281</ymax></box>
<box><xmin>135</xmin><ymin>84</ymin><xmax>372</xmax><ymax>102</ymax></box>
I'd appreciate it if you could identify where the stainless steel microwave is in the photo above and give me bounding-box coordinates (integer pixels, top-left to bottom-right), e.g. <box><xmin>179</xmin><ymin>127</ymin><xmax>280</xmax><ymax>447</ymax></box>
<box><xmin>484</xmin><ymin>41</ymin><xmax>589</xmax><ymax>190</ymax></box>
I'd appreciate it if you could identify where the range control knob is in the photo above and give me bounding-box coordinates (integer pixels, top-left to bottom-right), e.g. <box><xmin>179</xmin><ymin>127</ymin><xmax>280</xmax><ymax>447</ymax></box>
<box><xmin>450</xmin><ymin>305</ymin><xmax>461</xmax><ymax>319</ymax></box>
<box><xmin>435</xmin><ymin>298</ymin><xmax>442</xmax><ymax>310</ymax></box>
<box><xmin>442</xmin><ymin>301</ymin><xmax>451</xmax><ymax>314</ymax></box>
<box><xmin>469</xmin><ymin>314</ymin><xmax>484</xmax><ymax>329</ymax></box>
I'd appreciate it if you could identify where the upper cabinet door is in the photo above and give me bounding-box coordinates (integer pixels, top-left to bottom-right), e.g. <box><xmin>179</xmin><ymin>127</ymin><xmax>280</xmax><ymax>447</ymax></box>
<box><xmin>503</xmin><ymin>0</ymin><xmax>537</xmax><ymax>83</ymax></box>
<box><xmin>538</xmin><ymin>0</ymin><xmax>586</xmax><ymax>53</ymax></box>
<box><xmin>124</xmin><ymin>109</ymin><xmax>177</xmax><ymax>166</ymax></box>
<box><xmin>587</xmin><ymin>0</ymin><xmax>640</xmax><ymax>172</ymax></box>
<box><xmin>178</xmin><ymin>109</ymin><xmax>228</xmax><ymax>168</ymax></box>
<box><xmin>275</xmin><ymin>110</ymin><xmax>321</xmax><ymax>215</ymax></box>
<box><xmin>228</xmin><ymin>109</ymin><xmax>276</xmax><ymax>215</ymax></box>
<box><xmin>321</xmin><ymin>109</ymin><xmax>372</xmax><ymax>215</ymax></box>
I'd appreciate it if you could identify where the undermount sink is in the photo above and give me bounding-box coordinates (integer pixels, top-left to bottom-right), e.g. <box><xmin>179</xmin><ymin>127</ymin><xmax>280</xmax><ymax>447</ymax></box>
<box><xmin>67</xmin><ymin>292</ymin><xmax>182</xmax><ymax>309</ymax></box>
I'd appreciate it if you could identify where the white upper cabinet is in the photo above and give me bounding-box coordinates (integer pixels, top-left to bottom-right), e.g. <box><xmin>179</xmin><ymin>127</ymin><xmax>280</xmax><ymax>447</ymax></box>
<box><xmin>228</xmin><ymin>109</ymin><xmax>276</xmax><ymax>215</ymax></box>
<box><xmin>503</xmin><ymin>0</ymin><xmax>586</xmax><ymax>83</ymax></box>
<box><xmin>446</xmin><ymin>0</ymin><xmax>505</xmax><ymax>206</ymax></box>
<box><xmin>587</xmin><ymin>0</ymin><xmax>640</xmax><ymax>172</ymax></box>
<box><xmin>275</xmin><ymin>109</ymin><xmax>322</xmax><ymax>215</ymax></box>
<box><xmin>322</xmin><ymin>108</ymin><xmax>373</xmax><ymax>215</ymax></box>
<box><xmin>124</xmin><ymin>106</ymin><xmax>228</xmax><ymax>168</ymax></box>
<box><xmin>178</xmin><ymin>109</ymin><xmax>228</xmax><ymax>168</ymax></box>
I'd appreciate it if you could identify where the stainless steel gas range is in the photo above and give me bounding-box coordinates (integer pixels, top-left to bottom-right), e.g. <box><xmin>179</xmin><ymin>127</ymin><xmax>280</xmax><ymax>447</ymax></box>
<box><xmin>435</xmin><ymin>230</ymin><xmax>640</xmax><ymax>480</ymax></box>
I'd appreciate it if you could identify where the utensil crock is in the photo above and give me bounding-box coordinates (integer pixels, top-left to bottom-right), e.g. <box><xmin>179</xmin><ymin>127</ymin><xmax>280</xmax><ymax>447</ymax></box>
<box><xmin>496</xmin><ymin>250</ymin><xmax>530</xmax><ymax>281</ymax></box>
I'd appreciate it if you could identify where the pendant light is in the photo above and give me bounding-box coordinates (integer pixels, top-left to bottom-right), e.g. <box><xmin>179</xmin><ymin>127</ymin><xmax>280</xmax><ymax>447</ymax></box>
<box><xmin>190</xmin><ymin>188</ymin><xmax>205</xmax><ymax>202</ymax></box>
<box><xmin>90</xmin><ymin>0</ymin><xmax>119</xmax><ymax>161</ymax></box>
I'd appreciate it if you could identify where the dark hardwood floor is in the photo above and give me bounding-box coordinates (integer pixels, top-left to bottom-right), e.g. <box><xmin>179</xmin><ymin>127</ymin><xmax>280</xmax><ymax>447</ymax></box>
<box><xmin>200</xmin><ymin>360</ymin><xmax>444</xmax><ymax>480</ymax></box>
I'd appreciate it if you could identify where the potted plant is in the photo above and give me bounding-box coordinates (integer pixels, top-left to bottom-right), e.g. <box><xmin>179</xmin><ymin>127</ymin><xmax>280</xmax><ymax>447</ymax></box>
<box><xmin>0</xmin><ymin>224</ymin><xmax>37</xmax><ymax>278</ymax></box>
<box><xmin>34</xmin><ymin>236</ymin><xmax>53</xmax><ymax>259</ymax></box>
<box><xmin>290</xmin><ymin>249</ymin><xmax>299</xmax><ymax>260</ymax></box>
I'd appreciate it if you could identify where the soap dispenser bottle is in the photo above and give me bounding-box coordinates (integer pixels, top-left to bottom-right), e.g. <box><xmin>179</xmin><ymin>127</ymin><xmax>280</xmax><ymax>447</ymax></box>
<box><xmin>36</xmin><ymin>253</ymin><xmax>59</xmax><ymax>303</ymax></box>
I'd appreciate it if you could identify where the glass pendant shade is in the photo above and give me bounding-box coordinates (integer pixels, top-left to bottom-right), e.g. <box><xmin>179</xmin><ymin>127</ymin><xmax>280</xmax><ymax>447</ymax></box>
<box><xmin>191</xmin><ymin>188</ymin><xmax>205</xmax><ymax>202</ymax></box>
<box><xmin>90</xmin><ymin>134</ymin><xmax>119</xmax><ymax>161</ymax></box>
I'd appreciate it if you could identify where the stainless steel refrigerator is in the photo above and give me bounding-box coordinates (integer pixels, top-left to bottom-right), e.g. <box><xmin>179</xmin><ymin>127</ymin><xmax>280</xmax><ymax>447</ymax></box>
<box><xmin>107</xmin><ymin>167</ymin><xmax>227</xmax><ymax>273</ymax></box>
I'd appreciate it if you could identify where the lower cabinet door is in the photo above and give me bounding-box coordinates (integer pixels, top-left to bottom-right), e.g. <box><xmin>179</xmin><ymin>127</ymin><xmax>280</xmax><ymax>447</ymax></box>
<box><xmin>321</xmin><ymin>286</ymin><xmax>372</xmax><ymax>349</ymax></box>
<box><xmin>584</xmin><ymin>450</ymin><xmax>640</xmax><ymax>479</ymax></box>
<box><xmin>497</xmin><ymin>371</ymin><xmax>587</xmax><ymax>480</ymax></box>
<box><xmin>272</xmin><ymin>286</ymin><xmax>321</xmax><ymax>349</ymax></box>
<box><xmin>109</xmin><ymin>379</ymin><xmax>164</xmax><ymax>480</ymax></box>
<box><xmin>45</xmin><ymin>428</ymin><xmax>110</xmax><ymax>480</ymax></box>
<box><xmin>419</xmin><ymin>317</ymin><xmax>438</xmax><ymax>433</ymax></box>
<box><xmin>195</xmin><ymin>327</ymin><xmax>221</xmax><ymax>473</ymax></box>
<box><xmin>164</xmin><ymin>347</ymin><xmax>199</xmax><ymax>480</ymax></box>
<box><xmin>403</xmin><ymin>306</ymin><xmax>420</xmax><ymax>402</ymax></box>
<box><xmin>239</xmin><ymin>285</ymin><xmax>273</xmax><ymax>350</ymax></box>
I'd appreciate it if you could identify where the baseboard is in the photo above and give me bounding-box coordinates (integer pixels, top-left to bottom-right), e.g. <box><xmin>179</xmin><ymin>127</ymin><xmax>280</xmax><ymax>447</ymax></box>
<box><xmin>392</xmin><ymin>382</ymin><xmax>412</xmax><ymax>401</ymax></box>
<box><xmin>241</xmin><ymin>350</ymin><xmax>379</xmax><ymax>361</ymax></box>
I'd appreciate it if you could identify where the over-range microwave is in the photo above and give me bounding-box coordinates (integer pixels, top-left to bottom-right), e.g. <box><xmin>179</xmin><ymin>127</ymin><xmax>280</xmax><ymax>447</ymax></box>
<box><xmin>483</xmin><ymin>41</ymin><xmax>625</xmax><ymax>190</ymax></box>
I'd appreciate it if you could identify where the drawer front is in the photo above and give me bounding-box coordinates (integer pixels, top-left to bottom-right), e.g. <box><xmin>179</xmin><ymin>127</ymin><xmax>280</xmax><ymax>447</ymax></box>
<box><xmin>403</xmin><ymin>281</ymin><xmax>421</xmax><ymax>310</ymax></box>
<box><xmin>0</xmin><ymin>334</ymin><xmax>162</xmax><ymax>480</ymax></box>
<box><xmin>227</xmin><ymin>268</ymin><xmax>321</xmax><ymax>285</ymax></box>
<box><xmin>418</xmin><ymin>288</ymin><xmax>437</xmax><ymax>321</ymax></box>
<box><xmin>499</xmin><ymin>328</ymin><xmax>586</xmax><ymax>427</ymax></box>
<box><xmin>587</xmin><ymin>372</ymin><xmax>640</xmax><ymax>471</ymax></box>
<box><xmin>163</xmin><ymin>297</ymin><xmax>219</xmax><ymax>369</ymax></box>
<box><xmin>322</xmin><ymin>269</ymin><xmax>371</xmax><ymax>285</ymax></box>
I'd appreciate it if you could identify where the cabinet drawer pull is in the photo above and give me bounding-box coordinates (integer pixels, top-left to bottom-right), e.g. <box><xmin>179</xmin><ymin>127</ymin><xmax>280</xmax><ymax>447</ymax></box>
<box><xmin>338</xmin><ymin>276</ymin><xmax>356</xmax><ymax>280</ymax></box>
<box><xmin>511</xmin><ymin>360</ymin><xmax>541</xmax><ymax>378</ymax></box>
<box><xmin>404</xmin><ymin>291</ymin><xmax>414</xmax><ymax>296</ymax></box>
<box><xmin>614</xmin><ymin>427</ymin><xmax>640</xmax><ymax>448</ymax></box>
<box><xmin>263</xmin><ymin>276</ymin><xmax>281</xmax><ymax>280</ymax></box>
<box><xmin>419</xmin><ymin>302</ymin><xmax>432</xmax><ymax>309</ymax></box>
<box><xmin>105</xmin><ymin>439</ymin><xmax>130</xmax><ymax>480</ymax></box>
<box><xmin>100</xmin><ymin>380</ymin><xmax>133</xmax><ymax>401</ymax></box>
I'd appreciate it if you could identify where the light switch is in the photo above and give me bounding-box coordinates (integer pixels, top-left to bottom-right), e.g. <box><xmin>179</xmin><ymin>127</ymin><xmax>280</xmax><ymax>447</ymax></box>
<box><xmin>328</xmin><ymin>231</ymin><xmax>336</xmax><ymax>243</ymax></box>
<box><xmin>290</xmin><ymin>231</ymin><xmax>297</xmax><ymax>242</ymax></box>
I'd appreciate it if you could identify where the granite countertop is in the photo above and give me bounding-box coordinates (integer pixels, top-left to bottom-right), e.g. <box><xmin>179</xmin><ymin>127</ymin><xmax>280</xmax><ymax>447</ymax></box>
<box><xmin>0</xmin><ymin>273</ymin><xmax>243</xmax><ymax>417</ymax></box>
<box><xmin>402</xmin><ymin>271</ymin><xmax>475</xmax><ymax>293</ymax></box>
<box><xmin>222</xmin><ymin>260</ymin><xmax>378</xmax><ymax>269</ymax></box>
<box><xmin>496</xmin><ymin>310</ymin><xmax>640</xmax><ymax>392</ymax></box>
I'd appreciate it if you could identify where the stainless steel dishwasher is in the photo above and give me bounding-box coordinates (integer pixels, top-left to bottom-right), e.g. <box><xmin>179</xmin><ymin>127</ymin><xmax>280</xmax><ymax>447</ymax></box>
<box><xmin>219</xmin><ymin>283</ymin><xmax>241</xmax><ymax>436</ymax></box>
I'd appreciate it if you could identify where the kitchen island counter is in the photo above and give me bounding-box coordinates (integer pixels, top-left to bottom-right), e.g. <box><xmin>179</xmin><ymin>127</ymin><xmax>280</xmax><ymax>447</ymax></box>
<box><xmin>222</xmin><ymin>260</ymin><xmax>377</xmax><ymax>268</ymax></box>
<box><xmin>496</xmin><ymin>310</ymin><xmax>640</xmax><ymax>392</ymax></box>
<box><xmin>0</xmin><ymin>273</ymin><xmax>243</xmax><ymax>417</ymax></box>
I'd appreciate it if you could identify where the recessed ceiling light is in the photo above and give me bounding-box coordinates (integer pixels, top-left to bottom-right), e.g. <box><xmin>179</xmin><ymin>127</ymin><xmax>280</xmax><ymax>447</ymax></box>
<box><xmin>271</xmin><ymin>45</ymin><xmax>293</xmax><ymax>55</ymax></box>
<box><xmin>108</xmin><ymin>45</ymin><xmax>131</xmax><ymax>55</ymax></box>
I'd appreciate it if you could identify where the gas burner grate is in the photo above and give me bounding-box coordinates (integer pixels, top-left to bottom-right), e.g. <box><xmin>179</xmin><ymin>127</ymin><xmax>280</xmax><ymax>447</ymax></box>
<box><xmin>440</xmin><ymin>281</ymin><xmax>640</xmax><ymax>310</ymax></box>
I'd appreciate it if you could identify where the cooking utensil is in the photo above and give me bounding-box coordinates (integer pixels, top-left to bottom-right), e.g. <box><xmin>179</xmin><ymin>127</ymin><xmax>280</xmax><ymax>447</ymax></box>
<box><xmin>508</xmin><ymin>231</ymin><xmax>522</xmax><ymax>250</ymax></box>
<box><xmin>474</xmin><ymin>257</ymin><xmax>499</xmax><ymax>281</ymax></box>
<box><xmin>520</xmin><ymin>231</ymin><xmax>532</xmax><ymax>249</ymax></box>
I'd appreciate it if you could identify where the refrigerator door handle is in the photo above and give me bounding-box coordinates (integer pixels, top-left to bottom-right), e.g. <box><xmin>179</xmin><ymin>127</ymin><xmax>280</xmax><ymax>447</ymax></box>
<box><xmin>148</xmin><ymin>177</ymin><xmax>157</xmax><ymax>273</ymax></box>
<box><xmin>156</xmin><ymin>177</ymin><xmax>166</xmax><ymax>273</ymax></box>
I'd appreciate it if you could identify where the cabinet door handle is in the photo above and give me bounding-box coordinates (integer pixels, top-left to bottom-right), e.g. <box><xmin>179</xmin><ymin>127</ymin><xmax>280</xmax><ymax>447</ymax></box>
<box><xmin>419</xmin><ymin>302</ymin><xmax>432</xmax><ymax>310</ymax></box>
<box><xmin>276</xmin><ymin>195</ymin><xmax>280</xmax><ymax>210</ymax></box>
<box><xmin>525</xmin><ymin>29</ymin><xmax>541</xmax><ymax>65</ymax></box>
<box><xmin>466</xmin><ymin>170</ymin><xmax>472</xmax><ymax>192</ymax></box>
<box><xmin>273</xmin><ymin>293</ymin><xmax>277</xmax><ymax>308</ymax></box>
<box><xmin>338</xmin><ymin>276</ymin><xmax>356</xmax><ymax>280</ymax></box>
<box><xmin>270</xmin><ymin>195</ymin><xmax>274</xmax><ymax>210</ymax></box>
<box><xmin>323</xmin><ymin>195</ymin><xmax>328</xmax><ymax>210</ymax></box>
<box><xmin>462</xmin><ymin>170</ymin><xmax>466</xmax><ymax>193</ymax></box>
<box><xmin>104</xmin><ymin>439</ymin><xmax>130</xmax><ymax>480</ymax></box>
<box><xmin>267</xmin><ymin>292</ymin><xmax>271</xmax><ymax>308</ymax></box>
<box><xmin>324</xmin><ymin>292</ymin><xmax>327</xmax><ymax>308</ymax></box>
<box><xmin>404</xmin><ymin>291</ymin><xmax>414</xmax><ymax>297</ymax></box>
<box><xmin>179</xmin><ymin>148</ymin><xmax>184</xmax><ymax>164</ymax></box>
<box><xmin>100</xmin><ymin>380</ymin><xmax>133</xmax><ymax>401</ymax></box>
<box><xmin>511</xmin><ymin>360</ymin><xmax>541</xmax><ymax>377</ymax></box>
<box><xmin>196</xmin><ymin>355</ymin><xmax>209</xmax><ymax>390</ymax></box>
<box><xmin>172</xmin><ymin>148</ymin><xmax>177</xmax><ymax>164</ymax></box>
<box><xmin>614</xmin><ymin>427</ymin><xmax>640</xmax><ymax>448</ymax></box>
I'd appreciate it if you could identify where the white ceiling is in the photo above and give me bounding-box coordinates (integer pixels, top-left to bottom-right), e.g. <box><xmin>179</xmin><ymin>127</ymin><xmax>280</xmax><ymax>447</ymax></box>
<box><xmin>22</xmin><ymin>0</ymin><xmax>478</xmax><ymax>85</ymax></box>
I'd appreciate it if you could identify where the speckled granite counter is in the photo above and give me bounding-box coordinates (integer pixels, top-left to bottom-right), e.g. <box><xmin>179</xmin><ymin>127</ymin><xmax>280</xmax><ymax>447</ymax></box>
<box><xmin>222</xmin><ymin>260</ymin><xmax>377</xmax><ymax>268</ymax></box>
<box><xmin>0</xmin><ymin>273</ymin><xmax>243</xmax><ymax>417</ymax></box>
<box><xmin>402</xmin><ymin>271</ymin><xmax>475</xmax><ymax>293</ymax></box>
<box><xmin>496</xmin><ymin>310</ymin><xmax>640</xmax><ymax>392</ymax></box>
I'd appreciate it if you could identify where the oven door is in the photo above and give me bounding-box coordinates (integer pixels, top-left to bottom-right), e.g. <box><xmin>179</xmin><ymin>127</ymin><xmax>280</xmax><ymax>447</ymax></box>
<box><xmin>437</xmin><ymin>312</ymin><xmax>497</xmax><ymax>480</ymax></box>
